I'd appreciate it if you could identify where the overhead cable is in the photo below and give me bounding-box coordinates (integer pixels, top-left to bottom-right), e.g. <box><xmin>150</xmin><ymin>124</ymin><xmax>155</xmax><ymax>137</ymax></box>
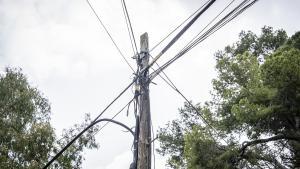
<box><xmin>150</xmin><ymin>0</ymin><xmax>213</xmax><ymax>52</ymax></box>
<box><xmin>86</xmin><ymin>0</ymin><xmax>135</xmax><ymax>72</ymax></box>
<box><xmin>146</xmin><ymin>0</ymin><xmax>216</xmax><ymax>70</ymax></box>
<box><xmin>43</xmin><ymin>118</ymin><xmax>134</xmax><ymax>168</ymax></box>
<box><xmin>92</xmin><ymin>79</ymin><xmax>136</xmax><ymax>122</ymax></box>
<box><xmin>149</xmin><ymin>0</ymin><xmax>258</xmax><ymax>80</ymax></box>
<box><xmin>121</xmin><ymin>0</ymin><xmax>139</xmax><ymax>56</ymax></box>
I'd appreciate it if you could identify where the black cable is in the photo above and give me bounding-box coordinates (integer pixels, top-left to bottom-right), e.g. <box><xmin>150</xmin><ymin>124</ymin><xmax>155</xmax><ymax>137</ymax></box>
<box><xmin>149</xmin><ymin>0</ymin><xmax>212</xmax><ymax>53</ymax></box>
<box><xmin>55</xmin><ymin>96</ymin><xmax>138</xmax><ymax>169</ymax></box>
<box><xmin>153</xmin><ymin>0</ymin><xmax>249</xmax><ymax>75</ymax></box>
<box><xmin>92</xmin><ymin>78</ymin><xmax>136</xmax><ymax>123</ymax></box>
<box><xmin>121</xmin><ymin>0</ymin><xmax>139</xmax><ymax>56</ymax></box>
<box><xmin>97</xmin><ymin>95</ymin><xmax>137</xmax><ymax>132</ymax></box>
<box><xmin>43</xmin><ymin>118</ymin><xmax>134</xmax><ymax>168</ymax></box>
<box><xmin>154</xmin><ymin>0</ymin><xmax>251</xmax><ymax>72</ymax></box>
<box><xmin>179</xmin><ymin>0</ymin><xmax>237</xmax><ymax>54</ymax></box>
<box><xmin>121</xmin><ymin>0</ymin><xmax>136</xmax><ymax>56</ymax></box>
<box><xmin>54</xmin><ymin>80</ymin><xmax>136</xmax><ymax>145</ymax></box>
<box><xmin>156</xmin><ymin>69</ymin><xmax>228</xmax><ymax>144</ymax></box>
<box><xmin>147</xmin><ymin>0</ymin><xmax>216</xmax><ymax>70</ymax></box>
<box><xmin>181</xmin><ymin>0</ymin><xmax>252</xmax><ymax>53</ymax></box>
<box><xmin>149</xmin><ymin>0</ymin><xmax>258</xmax><ymax>145</ymax></box>
<box><xmin>86</xmin><ymin>0</ymin><xmax>135</xmax><ymax>72</ymax></box>
<box><xmin>150</xmin><ymin>54</ymin><xmax>225</xmax><ymax>144</ymax></box>
<box><xmin>149</xmin><ymin>0</ymin><xmax>258</xmax><ymax>80</ymax></box>
<box><xmin>179</xmin><ymin>0</ymin><xmax>252</xmax><ymax>54</ymax></box>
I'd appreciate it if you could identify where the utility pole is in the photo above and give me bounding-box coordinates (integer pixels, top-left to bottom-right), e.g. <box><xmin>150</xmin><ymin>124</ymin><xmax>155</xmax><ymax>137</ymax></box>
<box><xmin>136</xmin><ymin>32</ymin><xmax>151</xmax><ymax>169</ymax></box>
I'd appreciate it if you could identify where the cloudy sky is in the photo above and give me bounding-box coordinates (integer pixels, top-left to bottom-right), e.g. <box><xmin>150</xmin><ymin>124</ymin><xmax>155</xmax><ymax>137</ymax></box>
<box><xmin>1</xmin><ymin>0</ymin><xmax>300</xmax><ymax>168</ymax></box>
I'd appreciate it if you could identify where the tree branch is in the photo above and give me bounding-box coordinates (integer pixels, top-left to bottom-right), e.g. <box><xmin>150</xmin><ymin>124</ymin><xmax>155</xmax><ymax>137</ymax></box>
<box><xmin>240</xmin><ymin>134</ymin><xmax>300</xmax><ymax>156</ymax></box>
<box><xmin>235</xmin><ymin>134</ymin><xmax>300</xmax><ymax>168</ymax></box>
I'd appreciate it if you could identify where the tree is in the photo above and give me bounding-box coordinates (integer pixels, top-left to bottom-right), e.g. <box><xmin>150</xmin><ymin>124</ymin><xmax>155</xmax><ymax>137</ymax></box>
<box><xmin>0</xmin><ymin>68</ymin><xmax>99</xmax><ymax>168</ymax></box>
<box><xmin>158</xmin><ymin>26</ymin><xmax>300</xmax><ymax>168</ymax></box>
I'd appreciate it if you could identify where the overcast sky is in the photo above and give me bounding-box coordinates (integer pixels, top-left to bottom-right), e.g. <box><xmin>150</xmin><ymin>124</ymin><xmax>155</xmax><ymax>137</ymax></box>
<box><xmin>1</xmin><ymin>0</ymin><xmax>300</xmax><ymax>168</ymax></box>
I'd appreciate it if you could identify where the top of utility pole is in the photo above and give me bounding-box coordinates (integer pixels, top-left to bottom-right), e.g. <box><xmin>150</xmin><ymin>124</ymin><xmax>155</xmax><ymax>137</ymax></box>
<box><xmin>140</xmin><ymin>33</ymin><xmax>149</xmax><ymax>53</ymax></box>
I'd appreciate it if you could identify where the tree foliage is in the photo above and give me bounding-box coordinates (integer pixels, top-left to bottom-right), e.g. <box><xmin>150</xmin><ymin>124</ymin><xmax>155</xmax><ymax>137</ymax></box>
<box><xmin>158</xmin><ymin>26</ymin><xmax>300</xmax><ymax>168</ymax></box>
<box><xmin>0</xmin><ymin>68</ymin><xmax>99</xmax><ymax>168</ymax></box>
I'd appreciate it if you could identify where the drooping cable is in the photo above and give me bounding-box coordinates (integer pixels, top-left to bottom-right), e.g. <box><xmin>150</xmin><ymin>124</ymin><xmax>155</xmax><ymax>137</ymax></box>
<box><xmin>86</xmin><ymin>0</ymin><xmax>135</xmax><ymax>72</ymax></box>
<box><xmin>55</xmin><ymin>79</ymin><xmax>136</xmax><ymax>145</ymax></box>
<box><xmin>43</xmin><ymin>118</ymin><xmax>134</xmax><ymax>168</ymax></box>
<box><xmin>97</xmin><ymin>95</ymin><xmax>137</xmax><ymax>132</ymax></box>
<box><xmin>56</xmin><ymin>96</ymin><xmax>138</xmax><ymax>169</ymax></box>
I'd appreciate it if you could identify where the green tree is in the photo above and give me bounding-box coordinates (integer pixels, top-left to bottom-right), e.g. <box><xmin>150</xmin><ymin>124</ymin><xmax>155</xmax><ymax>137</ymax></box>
<box><xmin>158</xmin><ymin>27</ymin><xmax>300</xmax><ymax>168</ymax></box>
<box><xmin>0</xmin><ymin>68</ymin><xmax>99</xmax><ymax>168</ymax></box>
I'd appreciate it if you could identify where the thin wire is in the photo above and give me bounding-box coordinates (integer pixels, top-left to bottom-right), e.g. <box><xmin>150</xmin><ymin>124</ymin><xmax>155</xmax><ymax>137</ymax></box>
<box><xmin>121</xmin><ymin>0</ymin><xmax>136</xmax><ymax>56</ymax></box>
<box><xmin>156</xmin><ymin>69</ymin><xmax>228</xmax><ymax>144</ymax></box>
<box><xmin>121</xmin><ymin>0</ymin><xmax>139</xmax><ymax>55</ymax></box>
<box><xmin>149</xmin><ymin>53</ymin><xmax>226</xmax><ymax>143</ymax></box>
<box><xmin>86</xmin><ymin>0</ymin><xmax>135</xmax><ymax>72</ymax></box>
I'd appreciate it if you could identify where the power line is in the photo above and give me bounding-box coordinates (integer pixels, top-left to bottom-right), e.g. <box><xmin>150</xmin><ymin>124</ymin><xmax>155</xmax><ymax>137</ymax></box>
<box><xmin>47</xmin><ymin>1</ymin><xmax>259</xmax><ymax>167</ymax></box>
<box><xmin>149</xmin><ymin>0</ymin><xmax>212</xmax><ymax>53</ymax></box>
<box><xmin>148</xmin><ymin>0</ymin><xmax>259</xmax><ymax>145</ymax></box>
<box><xmin>97</xmin><ymin>96</ymin><xmax>137</xmax><ymax>132</ymax></box>
<box><xmin>149</xmin><ymin>0</ymin><xmax>258</xmax><ymax>80</ymax></box>
<box><xmin>86</xmin><ymin>0</ymin><xmax>135</xmax><ymax>72</ymax></box>
<box><xmin>53</xmin><ymin>96</ymin><xmax>138</xmax><ymax>169</ymax></box>
<box><xmin>155</xmin><ymin>67</ymin><xmax>229</xmax><ymax>144</ymax></box>
<box><xmin>43</xmin><ymin>118</ymin><xmax>134</xmax><ymax>168</ymax></box>
<box><xmin>92</xmin><ymin>79</ymin><xmax>136</xmax><ymax>122</ymax></box>
<box><xmin>121</xmin><ymin>0</ymin><xmax>139</xmax><ymax>56</ymax></box>
<box><xmin>121</xmin><ymin>0</ymin><xmax>136</xmax><ymax>56</ymax></box>
<box><xmin>181</xmin><ymin>0</ymin><xmax>253</xmax><ymax>53</ymax></box>
<box><xmin>54</xmin><ymin>81</ymin><xmax>137</xmax><ymax>145</ymax></box>
<box><xmin>179</xmin><ymin>0</ymin><xmax>237</xmax><ymax>53</ymax></box>
<box><xmin>149</xmin><ymin>0</ymin><xmax>250</xmax><ymax>79</ymax></box>
<box><xmin>147</xmin><ymin>0</ymin><xmax>216</xmax><ymax>70</ymax></box>
<box><xmin>150</xmin><ymin>51</ymin><xmax>227</xmax><ymax>143</ymax></box>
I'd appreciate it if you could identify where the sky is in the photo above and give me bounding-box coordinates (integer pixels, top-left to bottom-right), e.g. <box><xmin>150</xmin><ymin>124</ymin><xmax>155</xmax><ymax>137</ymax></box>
<box><xmin>1</xmin><ymin>0</ymin><xmax>300</xmax><ymax>168</ymax></box>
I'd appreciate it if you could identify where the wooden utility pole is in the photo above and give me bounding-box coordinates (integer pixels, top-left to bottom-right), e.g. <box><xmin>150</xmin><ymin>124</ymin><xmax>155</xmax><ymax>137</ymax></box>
<box><xmin>137</xmin><ymin>32</ymin><xmax>151</xmax><ymax>169</ymax></box>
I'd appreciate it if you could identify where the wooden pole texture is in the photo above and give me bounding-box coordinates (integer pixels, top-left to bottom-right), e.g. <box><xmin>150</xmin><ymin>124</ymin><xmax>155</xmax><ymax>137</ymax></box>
<box><xmin>137</xmin><ymin>32</ymin><xmax>151</xmax><ymax>169</ymax></box>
